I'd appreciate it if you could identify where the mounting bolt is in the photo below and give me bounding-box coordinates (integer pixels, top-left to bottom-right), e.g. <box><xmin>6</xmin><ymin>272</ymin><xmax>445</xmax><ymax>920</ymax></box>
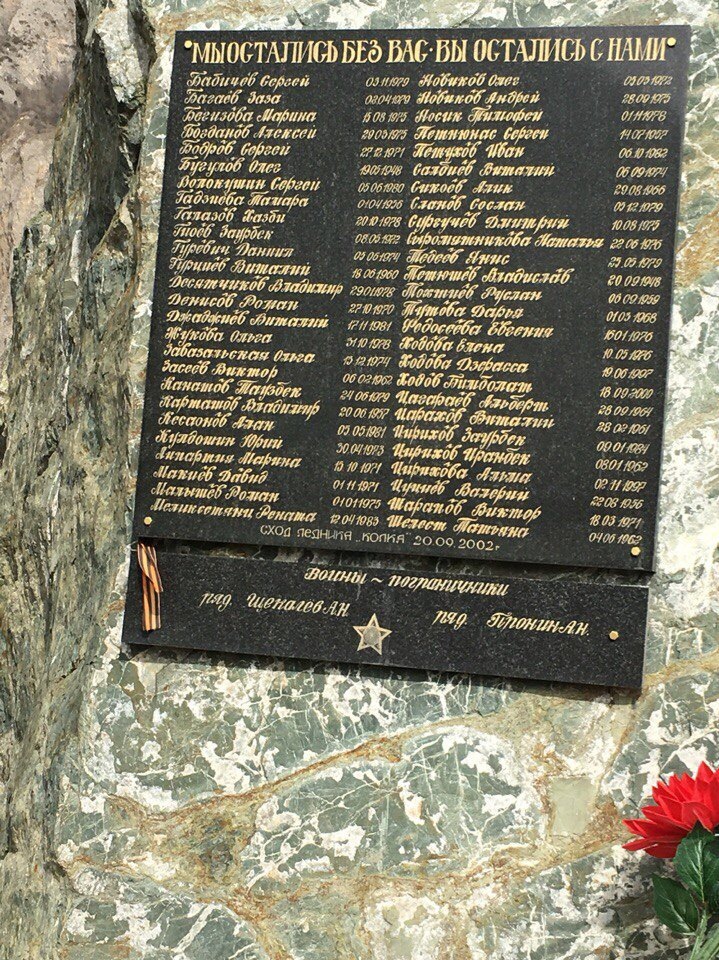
<box><xmin>609</xmin><ymin>630</ymin><xmax>620</xmax><ymax>641</ymax></box>
<box><xmin>630</xmin><ymin>546</ymin><xmax>641</xmax><ymax>557</ymax></box>
<box><xmin>144</xmin><ymin>516</ymin><xmax>153</xmax><ymax>526</ymax></box>
<box><xmin>184</xmin><ymin>38</ymin><xmax>193</xmax><ymax>49</ymax></box>
<box><xmin>667</xmin><ymin>36</ymin><xmax>677</xmax><ymax>47</ymax></box>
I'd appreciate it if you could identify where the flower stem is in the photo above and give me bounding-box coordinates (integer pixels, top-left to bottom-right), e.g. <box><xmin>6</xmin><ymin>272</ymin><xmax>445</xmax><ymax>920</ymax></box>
<box><xmin>690</xmin><ymin>913</ymin><xmax>709</xmax><ymax>960</ymax></box>
<box><xmin>694</xmin><ymin>917</ymin><xmax>719</xmax><ymax>960</ymax></box>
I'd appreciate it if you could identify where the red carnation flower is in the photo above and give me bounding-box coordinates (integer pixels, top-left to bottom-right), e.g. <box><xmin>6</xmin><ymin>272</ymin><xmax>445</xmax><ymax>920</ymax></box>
<box><xmin>623</xmin><ymin>762</ymin><xmax>719</xmax><ymax>858</ymax></box>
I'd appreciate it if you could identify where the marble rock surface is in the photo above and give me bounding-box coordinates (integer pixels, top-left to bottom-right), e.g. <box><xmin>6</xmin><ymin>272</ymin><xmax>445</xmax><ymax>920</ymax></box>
<box><xmin>0</xmin><ymin>0</ymin><xmax>717</xmax><ymax>958</ymax></box>
<box><xmin>0</xmin><ymin>0</ymin><xmax>75</xmax><ymax>361</ymax></box>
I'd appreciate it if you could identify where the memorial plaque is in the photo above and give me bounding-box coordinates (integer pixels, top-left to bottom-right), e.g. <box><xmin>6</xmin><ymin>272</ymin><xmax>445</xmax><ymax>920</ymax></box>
<box><xmin>124</xmin><ymin>551</ymin><xmax>648</xmax><ymax>688</ymax></box>
<box><xmin>123</xmin><ymin>25</ymin><xmax>690</xmax><ymax>686</ymax></box>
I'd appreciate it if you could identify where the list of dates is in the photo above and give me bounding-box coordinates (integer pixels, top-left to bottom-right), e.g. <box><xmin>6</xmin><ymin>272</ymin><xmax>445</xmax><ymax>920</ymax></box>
<box><xmin>134</xmin><ymin>27</ymin><xmax>689</xmax><ymax>572</ymax></box>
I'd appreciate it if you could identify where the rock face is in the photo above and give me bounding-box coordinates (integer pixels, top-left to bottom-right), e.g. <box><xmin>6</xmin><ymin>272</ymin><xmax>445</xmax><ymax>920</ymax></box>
<box><xmin>0</xmin><ymin>1</ymin><xmax>717</xmax><ymax>958</ymax></box>
<box><xmin>0</xmin><ymin>0</ymin><xmax>75</xmax><ymax>358</ymax></box>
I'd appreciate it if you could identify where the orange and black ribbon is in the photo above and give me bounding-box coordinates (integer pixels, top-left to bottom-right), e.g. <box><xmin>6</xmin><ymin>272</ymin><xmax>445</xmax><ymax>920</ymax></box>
<box><xmin>137</xmin><ymin>541</ymin><xmax>163</xmax><ymax>631</ymax></box>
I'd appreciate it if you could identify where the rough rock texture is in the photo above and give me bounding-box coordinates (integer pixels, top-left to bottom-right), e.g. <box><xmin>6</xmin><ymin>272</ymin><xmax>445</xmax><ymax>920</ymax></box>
<box><xmin>0</xmin><ymin>1</ymin><xmax>717</xmax><ymax>958</ymax></box>
<box><xmin>0</xmin><ymin>0</ymin><xmax>75</xmax><ymax>360</ymax></box>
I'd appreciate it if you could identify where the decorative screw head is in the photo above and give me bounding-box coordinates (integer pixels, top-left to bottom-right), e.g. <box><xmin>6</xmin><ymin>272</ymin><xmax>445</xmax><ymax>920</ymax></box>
<box><xmin>144</xmin><ymin>516</ymin><xmax>153</xmax><ymax>526</ymax></box>
<box><xmin>667</xmin><ymin>36</ymin><xmax>677</xmax><ymax>47</ymax></box>
<box><xmin>631</xmin><ymin>546</ymin><xmax>641</xmax><ymax>557</ymax></box>
<box><xmin>609</xmin><ymin>630</ymin><xmax>620</xmax><ymax>641</ymax></box>
<box><xmin>184</xmin><ymin>38</ymin><xmax>193</xmax><ymax>49</ymax></box>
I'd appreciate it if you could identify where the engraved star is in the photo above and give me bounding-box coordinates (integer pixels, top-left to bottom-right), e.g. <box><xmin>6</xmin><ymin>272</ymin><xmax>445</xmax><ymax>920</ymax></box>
<box><xmin>353</xmin><ymin>613</ymin><xmax>392</xmax><ymax>655</ymax></box>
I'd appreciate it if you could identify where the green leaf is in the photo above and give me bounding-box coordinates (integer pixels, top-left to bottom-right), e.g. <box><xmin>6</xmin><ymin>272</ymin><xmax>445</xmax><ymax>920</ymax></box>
<box><xmin>706</xmin><ymin>865</ymin><xmax>719</xmax><ymax>914</ymax></box>
<box><xmin>675</xmin><ymin>826</ymin><xmax>719</xmax><ymax>906</ymax></box>
<box><xmin>707</xmin><ymin>840</ymin><xmax>719</xmax><ymax>913</ymax></box>
<box><xmin>653</xmin><ymin>875</ymin><xmax>701</xmax><ymax>934</ymax></box>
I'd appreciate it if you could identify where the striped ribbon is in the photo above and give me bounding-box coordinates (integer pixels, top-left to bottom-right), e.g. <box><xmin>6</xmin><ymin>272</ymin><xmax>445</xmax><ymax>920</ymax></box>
<box><xmin>137</xmin><ymin>541</ymin><xmax>163</xmax><ymax>631</ymax></box>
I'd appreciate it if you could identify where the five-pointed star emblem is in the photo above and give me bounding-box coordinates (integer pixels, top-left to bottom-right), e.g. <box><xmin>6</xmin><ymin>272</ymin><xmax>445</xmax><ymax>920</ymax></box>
<box><xmin>353</xmin><ymin>613</ymin><xmax>391</xmax><ymax>655</ymax></box>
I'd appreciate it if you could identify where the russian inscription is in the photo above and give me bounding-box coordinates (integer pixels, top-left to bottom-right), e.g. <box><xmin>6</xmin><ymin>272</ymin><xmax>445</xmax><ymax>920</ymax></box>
<box><xmin>125</xmin><ymin>26</ymin><xmax>690</xmax><ymax>685</ymax></box>
<box><xmin>135</xmin><ymin>26</ymin><xmax>688</xmax><ymax>572</ymax></box>
<box><xmin>123</xmin><ymin>551</ymin><xmax>649</xmax><ymax>687</ymax></box>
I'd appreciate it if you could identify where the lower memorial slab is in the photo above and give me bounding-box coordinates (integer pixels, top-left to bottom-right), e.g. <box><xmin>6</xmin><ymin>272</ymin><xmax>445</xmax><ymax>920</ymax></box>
<box><xmin>123</xmin><ymin>551</ymin><xmax>648</xmax><ymax>687</ymax></box>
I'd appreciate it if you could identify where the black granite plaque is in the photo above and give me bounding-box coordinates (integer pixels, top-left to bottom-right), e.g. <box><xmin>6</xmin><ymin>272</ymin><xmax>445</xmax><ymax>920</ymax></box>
<box><xmin>123</xmin><ymin>26</ymin><xmax>691</xmax><ymax>686</ymax></box>
<box><xmin>133</xmin><ymin>25</ymin><xmax>689</xmax><ymax>573</ymax></box>
<box><xmin>124</xmin><ymin>551</ymin><xmax>648</xmax><ymax>688</ymax></box>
